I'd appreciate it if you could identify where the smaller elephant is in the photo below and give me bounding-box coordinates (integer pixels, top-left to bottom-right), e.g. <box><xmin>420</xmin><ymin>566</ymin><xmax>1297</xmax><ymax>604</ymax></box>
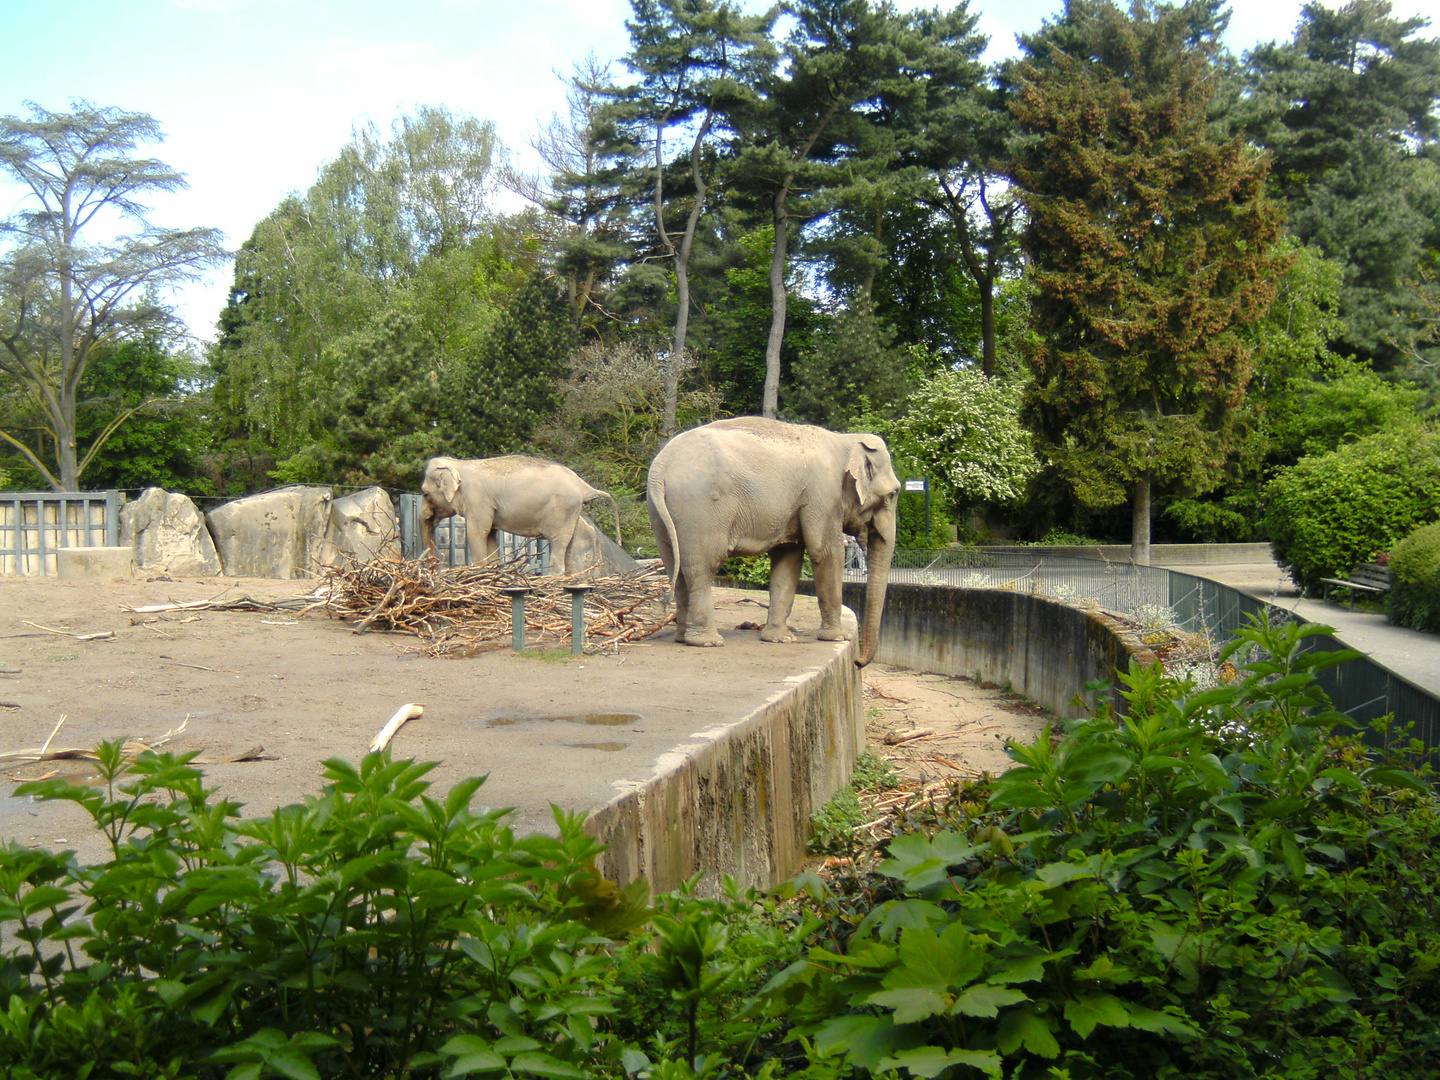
<box><xmin>420</xmin><ymin>455</ymin><xmax>621</xmax><ymax>576</ymax></box>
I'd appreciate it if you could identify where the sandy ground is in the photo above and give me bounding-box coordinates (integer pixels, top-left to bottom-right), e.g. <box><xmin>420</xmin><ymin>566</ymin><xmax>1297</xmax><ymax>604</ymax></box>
<box><xmin>0</xmin><ymin>573</ymin><xmax>1044</xmax><ymax>869</ymax></box>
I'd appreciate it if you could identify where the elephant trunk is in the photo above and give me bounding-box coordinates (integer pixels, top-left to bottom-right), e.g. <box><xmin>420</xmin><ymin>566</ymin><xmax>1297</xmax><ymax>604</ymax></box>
<box><xmin>856</xmin><ymin>527</ymin><xmax>893</xmax><ymax>668</ymax></box>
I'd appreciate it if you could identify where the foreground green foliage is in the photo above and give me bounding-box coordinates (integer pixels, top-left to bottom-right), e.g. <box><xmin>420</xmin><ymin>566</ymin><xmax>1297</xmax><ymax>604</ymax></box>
<box><xmin>773</xmin><ymin>619</ymin><xmax>1440</xmax><ymax>1078</ymax></box>
<box><xmin>2</xmin><ymin>620</ymin><xmax>1437</xmax><ymax>1080</ymax></box>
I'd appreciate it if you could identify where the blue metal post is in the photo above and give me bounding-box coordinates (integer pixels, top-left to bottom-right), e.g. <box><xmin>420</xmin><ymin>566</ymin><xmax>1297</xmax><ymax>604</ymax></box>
<box><xmin>564</xmin><ymin>585</ymin><xmax>593</xmax><ymax>655</ymax></box>
<box><xmin>503</xmin><ymin>587</ymin><xmax>531</xmax><ymax>651</ymax></box>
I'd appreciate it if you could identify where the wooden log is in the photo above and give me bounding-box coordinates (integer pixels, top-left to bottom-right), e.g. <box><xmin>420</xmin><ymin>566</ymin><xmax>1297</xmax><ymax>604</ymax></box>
<box><xmin>369</xmin><ymin>703</ymin><xmax>424</xmax><ymax>753</ymax></box>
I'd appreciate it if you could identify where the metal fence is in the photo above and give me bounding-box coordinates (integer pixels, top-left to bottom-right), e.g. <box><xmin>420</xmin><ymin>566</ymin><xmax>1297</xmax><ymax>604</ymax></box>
<box><xmin>847</xmin><ymin>547</ymin><xmax>1440</xmax><ymax>753</ymax></box>
<box><xmin>395</xmin><ymin>493</ymin><xmax>550</xmax><ymax>573</ymax></box>
<box><xmin>1</xmin><ymin>490</ymin><xmax>123</xmax><ymax>576</ymax></box>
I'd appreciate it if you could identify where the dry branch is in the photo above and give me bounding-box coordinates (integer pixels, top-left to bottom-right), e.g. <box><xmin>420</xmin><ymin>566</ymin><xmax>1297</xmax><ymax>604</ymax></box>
<box><xmin>314</xmin><ymin>557</ymin><xmax>671</xmax><ymax>656</ymax></box>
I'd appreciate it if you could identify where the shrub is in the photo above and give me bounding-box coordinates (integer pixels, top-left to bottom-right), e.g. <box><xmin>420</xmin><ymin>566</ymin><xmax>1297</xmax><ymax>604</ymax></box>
<box><xmin>1263</xmin><ymin>426</ymin><xmax>1440</xmax><ymax>593</ymax></box>
<box><xmin>1387</xmin><ymin>522</ymin><xmax>1440</xmax><ymax>632</ymax></box>
<box><xmin>769</xmin><ymin>618</ymin><xmax>1440</xmax><ymax>1079</ymax></box>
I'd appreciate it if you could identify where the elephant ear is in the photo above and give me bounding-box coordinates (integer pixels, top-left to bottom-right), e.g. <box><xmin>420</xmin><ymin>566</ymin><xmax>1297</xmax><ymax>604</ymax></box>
<box><xmin>434</xmin><ymin>464</ymin><xmax>461</xmax><ymax>503</ymax></box>
<box><xmin>846</xmin><ymin>441</ymin><xmax>876</xmax><ymax>506</ymax></box>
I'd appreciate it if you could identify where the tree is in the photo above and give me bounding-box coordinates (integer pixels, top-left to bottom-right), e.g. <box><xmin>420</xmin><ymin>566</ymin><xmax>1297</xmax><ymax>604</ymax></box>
<box><xmin>616</xmin><ymin>0</ymin><xmax>776</xmax><ymax>435</ymax></box>
<box><xmin>1008</xmin><ymin>0</ymin><xmax>1287</xmax><ymax>564</ymax></box>
<box><xmin>449</xmin><ymin>273</ymin><xmax>578</xmax><ymax>456</ymax></box>
<box><xmin>1240</xmin><ymin>1</ymin><xmax>1440</xmax><ymax>366</ymax></box>
<box><xmin>727</xmin><ymin>0</ymin><xmax>913</xmax><ymax>418</ymax></box>
<box><xmin>890</xmin><ymin>365</ymin><xmax>1040</xmax><ymax>506</ymax></box>
<box><xmin>786</xmin><ymin>294</ymin><xmax>914</xmax><ymax>428</ymax></box>
<box><xmin>0</xmin><ymin>100</ymin><xmax>226</xmax><ymax>490</ymax></box>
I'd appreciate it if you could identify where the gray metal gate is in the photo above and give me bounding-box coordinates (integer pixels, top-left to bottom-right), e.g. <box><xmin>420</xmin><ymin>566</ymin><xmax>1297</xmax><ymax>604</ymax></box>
<box><xmin>396</xmin><ymin>493</ymin><xmax>550</xmax><ymax>572</ymax></box>
<box><xmin>1</xmin><ymin>490</ymin><xmax>123</xmax><ymax>576</ymax></box>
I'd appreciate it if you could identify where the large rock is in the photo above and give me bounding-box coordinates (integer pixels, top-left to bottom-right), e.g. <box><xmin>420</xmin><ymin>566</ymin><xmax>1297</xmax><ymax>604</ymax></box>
<box><xmin>316</xmin><ymin>486</ymin><xmax>401</xmax><ymax>567</ymax></box>
<box><xmin>207</xmin><ymin>486</ymin><xmax>332</xmax><ymax>578</ymax></box>
<box><xmin>566</xmin><ymin>513</ymin><xmax>639</xmax><ymax>577</ymax></box>
<box><xmin>119</xmin><ymin>487</ymin><xmax>222</xmax><ymax>576</ymax></box>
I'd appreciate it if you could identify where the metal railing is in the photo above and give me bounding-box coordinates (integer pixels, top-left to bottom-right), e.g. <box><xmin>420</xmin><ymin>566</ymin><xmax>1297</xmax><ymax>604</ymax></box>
<box><xmin>395</xmin><ymin>493</ymin><xmax>550</xmax><ymax>573</ymax></box>
<box><xmin>845</xmin><ymin>547</ymin><xmax>1440</xmax><ymax>753</ymax></box>
<box><xmin>1</xmin><ymin>490</ymin><xmax>123</xmax><ymax>576</ymax></box>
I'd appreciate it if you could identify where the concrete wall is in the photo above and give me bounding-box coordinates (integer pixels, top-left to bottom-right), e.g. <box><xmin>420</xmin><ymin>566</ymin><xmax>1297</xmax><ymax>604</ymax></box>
<box><xmin>587</xmin><ymin>641</ymin><xmax>862</xmax><ymax>896</ymax></box>
<box><xmin>840</xmin><ymin>581</ymin><xmax>1155</xmax><ymax>719</ymax></box>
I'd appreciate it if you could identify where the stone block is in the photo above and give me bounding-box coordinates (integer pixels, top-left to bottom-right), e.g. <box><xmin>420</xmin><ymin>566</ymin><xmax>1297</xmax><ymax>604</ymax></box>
<box><xmin>119</xmin><ymin>487</ymin><xmax>222</xmax><ymax>577</ymax></box>
<box><xmin>316</xmin><ymin>486</ymin><xmax>401</xmax><ymax>567</ymax></box>
<box><xmin>56</xmin><ymin>546</ymin><xmax>134</xmax><ymax>582</ymax></box>
<box><xmin>206</xmin><ymin>486</ymin><xmax>332</xmax><ymax>578</ymax></box>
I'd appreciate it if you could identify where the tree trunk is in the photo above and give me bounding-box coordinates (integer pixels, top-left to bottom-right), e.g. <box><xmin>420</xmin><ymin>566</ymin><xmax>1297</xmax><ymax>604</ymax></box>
<box><xmin>761</xmin><ymin>190</ymin><xmax>790</xmax><ymax>419</ymax></box>
<box><xmin>979</xmin><ymin>276</ymin><xmax>996</xmax><ymax>378</ymax></box>
<box><xmin>1131</xmin><ymin>471</ymin><xmax>1152</xmax><ymax>566</ymax></box>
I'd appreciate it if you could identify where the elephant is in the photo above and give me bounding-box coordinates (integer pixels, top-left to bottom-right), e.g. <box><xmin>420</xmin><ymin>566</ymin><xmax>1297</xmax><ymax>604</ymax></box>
<box><xmin>420</xmin><ymin>455</ymin><xmax>622</xmax><ymax>576</ymax></box>
<box><xmin>646</xmin><ymin>417</ymin><xmax>900</xmax><ymax>668</ymax></box>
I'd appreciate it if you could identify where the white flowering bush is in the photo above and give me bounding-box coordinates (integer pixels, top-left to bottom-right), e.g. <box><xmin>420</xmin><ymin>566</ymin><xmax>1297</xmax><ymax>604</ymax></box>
<box><xmin>891</xmin><ymin>367</ymin><xmax>1041</xmax><ymax>504</ymax></box>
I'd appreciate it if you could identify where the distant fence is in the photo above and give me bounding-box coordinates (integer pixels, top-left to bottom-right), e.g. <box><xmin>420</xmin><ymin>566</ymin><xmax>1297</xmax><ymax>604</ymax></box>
<box><xmin>395</xmin><ymin>493</ymin><xmax>550</xmax><ymax>572</ymax></box>
<box><xmin>1</xmin><ymin>491</ymin><xmax>123</xmax><ymax>576</ymax></box>
<box><xmin>843</xmin><ymin>547</ymin><xmax>1440</xmax><ymax>757</ymax></box>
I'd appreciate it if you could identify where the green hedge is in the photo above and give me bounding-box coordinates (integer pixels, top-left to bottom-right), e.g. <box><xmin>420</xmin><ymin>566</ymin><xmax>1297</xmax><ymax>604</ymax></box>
<box><xmin>1387</xmin><ymin>522</ymin><xmax>1440</xmax><ymax>632</ymax></box>
<box><xmin>1263</xmin><ymin>426</ymin><xmax>1440</xmax><ymax>593</ymax></box>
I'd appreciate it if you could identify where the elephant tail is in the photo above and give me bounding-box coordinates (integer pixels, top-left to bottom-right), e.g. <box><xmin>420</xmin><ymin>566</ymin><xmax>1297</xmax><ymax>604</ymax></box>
<box><xmin>583</xmin><ymin>487</ymin><xmax>623</xmax><ymax>547</ymax></box>
<box><xmin>647</xmin><ymin>472</ymin><xmax>681</xmax><ymax>592</ymax></box>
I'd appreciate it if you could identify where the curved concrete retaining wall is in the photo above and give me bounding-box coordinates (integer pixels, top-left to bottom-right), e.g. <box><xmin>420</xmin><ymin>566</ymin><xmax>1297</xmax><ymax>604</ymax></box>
<box><xmin>839</xmin><ymin>581</ymin><xmax>1154</xmax><ymax>719</ymax></box>
<box><xmin>587</xmin><ymin>640</ymin><xmax>862</xmax><ymax>896</ymax></box>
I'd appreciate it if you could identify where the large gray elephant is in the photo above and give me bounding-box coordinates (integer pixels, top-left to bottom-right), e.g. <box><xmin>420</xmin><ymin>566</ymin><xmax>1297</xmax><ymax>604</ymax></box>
<box><xmin>646</xmin><ymin>417</ymin><xmax>900</xmax><ymax>667</ymax></box>
<box><xmin>420</xmin><ymin>455</ymin><xmax>622</xmax><ymax>576</ymax></box>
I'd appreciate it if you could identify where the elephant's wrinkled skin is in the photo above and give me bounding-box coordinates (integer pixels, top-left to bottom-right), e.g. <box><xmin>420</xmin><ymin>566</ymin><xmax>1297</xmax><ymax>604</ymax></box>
<box><xmin>420</xmin><ymin>455</ymin><xmax>622</xmax><ymax>576</ymax></box>
<box><xmin>646</xmin><ymin>417</ymin><xmax>900</xmax><ymax>667</ymax></box>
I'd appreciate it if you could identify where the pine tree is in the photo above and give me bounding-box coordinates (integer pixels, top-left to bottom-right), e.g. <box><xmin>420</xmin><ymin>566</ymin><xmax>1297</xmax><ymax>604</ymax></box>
<box><xmin>1008</xmin><ymin>0</ymin><xmax>1287</xmax><ymax>563</ymax></box>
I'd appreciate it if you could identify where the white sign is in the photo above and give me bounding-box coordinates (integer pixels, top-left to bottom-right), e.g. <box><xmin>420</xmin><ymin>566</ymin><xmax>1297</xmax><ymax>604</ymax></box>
<box><xmin>905</xmin><ymin>479</ymin><xmax>927</xmax><ymax>492</ymax></box>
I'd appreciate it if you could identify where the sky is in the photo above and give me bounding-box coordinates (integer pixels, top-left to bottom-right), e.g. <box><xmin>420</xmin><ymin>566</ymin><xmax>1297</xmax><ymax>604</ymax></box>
<box><xmin>0</xmin><ymin>0</ymin><xmax>1434</xmax><ymax>344</ymax></box>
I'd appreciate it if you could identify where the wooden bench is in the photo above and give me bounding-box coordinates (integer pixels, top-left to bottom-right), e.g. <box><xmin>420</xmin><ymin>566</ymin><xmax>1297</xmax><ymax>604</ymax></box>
<box><xmin>1320</xmin><ymin>563</ymin><xmax>1391</xmax><ymax>610</ymax></box>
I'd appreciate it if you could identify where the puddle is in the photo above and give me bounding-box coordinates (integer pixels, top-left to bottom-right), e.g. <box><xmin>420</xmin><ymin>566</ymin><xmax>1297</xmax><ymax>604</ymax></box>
<box><xmin>486</xmin><ymin>713</ymin><xmax>639</xmax><ymax>728</ymax></box>
<box><xmin>563</xmin><ymin>742</ymin><xmax>628</xmax><ymax>752</ymax></box>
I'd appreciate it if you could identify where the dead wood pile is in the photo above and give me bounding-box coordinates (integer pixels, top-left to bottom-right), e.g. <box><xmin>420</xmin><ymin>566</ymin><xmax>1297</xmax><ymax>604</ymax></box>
<box><xmin>313</xmin><ymin>557</ymin><xmax>672</xmax><ymax>655</ymax></box>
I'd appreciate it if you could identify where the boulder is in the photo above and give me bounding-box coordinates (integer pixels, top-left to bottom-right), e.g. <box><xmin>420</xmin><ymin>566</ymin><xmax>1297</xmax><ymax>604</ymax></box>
<box><xmin>566</xmin><ymin>514</ymin><xmax>639</xmax><ymax>577</ymax></box>
<box><xmin>316</xmin><ymin>486</ymin><xmax>401</xmax><ymax>567</ymax></box>
<box><xmin>206</xmin><ymin>486</ymin><xmax>332</xmax><ymax>578</ymax></box>
<box><xmin>118</xmin><ymin>487</ymin><xmax>222</xmax><ymax>576</ymax></box>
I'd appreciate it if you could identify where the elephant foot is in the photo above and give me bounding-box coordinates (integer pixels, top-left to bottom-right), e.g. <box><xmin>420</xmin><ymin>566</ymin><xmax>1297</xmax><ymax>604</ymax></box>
<box><xmin>759</xmin><ymin>627</ymin><xmax>798</xmax><ymax>644</ymax></box>
<box><xmin>816</xmin><ymin>627</ymin><xmax>853</xmax><ymax>642</ymax></box>
<box><xmin>682</xmin><ymin>629</ymin><xmax>725</xmax><ymax>647</ymax></box>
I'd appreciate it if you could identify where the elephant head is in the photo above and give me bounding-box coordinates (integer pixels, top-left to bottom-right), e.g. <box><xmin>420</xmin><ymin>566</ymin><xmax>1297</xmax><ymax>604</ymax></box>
<box><xmin>419</xmin><ymin>457</ymin><xmax>463</xmax><ymax>556</ymax></box>
<box><xmin>842</xmin><ymin>435</ymin><xmax>900</xmax><ymax>668</ymax></box>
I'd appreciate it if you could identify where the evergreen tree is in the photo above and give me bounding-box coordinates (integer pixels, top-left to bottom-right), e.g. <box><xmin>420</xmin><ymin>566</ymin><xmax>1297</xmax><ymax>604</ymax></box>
<box><xmin>451</xmin><ymin>273</ymin><xmax>577</xmax><ymax>456</ymax></box>
<box><xmin>786</xmin><ymin>294</ymin><xmax>914</xmax><ymax>428</ymax></box>
<box><xmin>1008</xmin><ymin>0</ymin><xmax>1287</xmax><ymax>564</ymax></box>
<box><xmin>1240</xmin><ymin>1</ymin><xmax>1440</xmax><ymax>366</ymax></box>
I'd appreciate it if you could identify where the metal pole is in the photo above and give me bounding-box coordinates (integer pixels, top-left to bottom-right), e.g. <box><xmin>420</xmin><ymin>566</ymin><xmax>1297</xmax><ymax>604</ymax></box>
<box><xmin>923</xmin><ymin>478</ymin><xmax>931</xmax><ymax>543</ymax></box>
<box><xmin>503</xmin><ymin>587</ymin><xmax>530</xmax><ymax>652</ymax></box>
<box><xmin>564</xmin><ymin>585</ymin><xmax>593</xmax><ymax>655</ymax></box>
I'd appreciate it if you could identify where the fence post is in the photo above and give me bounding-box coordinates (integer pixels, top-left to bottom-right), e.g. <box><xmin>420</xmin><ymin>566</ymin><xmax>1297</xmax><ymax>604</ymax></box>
<box><xmin>105</xmin><ymin>490</ymin><xmax>120</xmax><ymax>547</ymax></box>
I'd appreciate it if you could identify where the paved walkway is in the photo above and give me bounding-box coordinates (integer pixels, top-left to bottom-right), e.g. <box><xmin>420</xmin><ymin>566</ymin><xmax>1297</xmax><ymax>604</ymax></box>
<box><xmin>1161</xmin><ymin>560</ymin><xmax>1440</xmax><ymax>698</ymax></box>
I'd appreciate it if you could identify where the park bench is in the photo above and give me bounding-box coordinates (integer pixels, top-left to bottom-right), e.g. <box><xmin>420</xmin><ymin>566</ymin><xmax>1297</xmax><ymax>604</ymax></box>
<box><xmin>1320</xmin><ymin>563</ymin><xmax>1391</xmax><ymax>610</ymax></box>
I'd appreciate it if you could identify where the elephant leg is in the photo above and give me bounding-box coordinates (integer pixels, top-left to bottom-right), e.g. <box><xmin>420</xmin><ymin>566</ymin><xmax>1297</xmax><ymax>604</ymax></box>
<box><xmin>808</xmin><ymin>535</ymin><xmax>851</xmax><ymax>641</ymax></box>
<box><xmin>549</xmin><ymin>519</ymin><xmax>578</xmax><ymax>576</ymax></box>
<box><xmin>676</xmin><ymin>545</ymin><xmax>723</xmax><ymax>647</ymax></box>
<box><xmin>761</xmin><ymin>545</ymin><xmax>803</xmax><ymax>643</ymax></box>
<box><xmin>673</xmin><ymin>572</ymin><xmax>690</xmax><ymax>644</ymax></box>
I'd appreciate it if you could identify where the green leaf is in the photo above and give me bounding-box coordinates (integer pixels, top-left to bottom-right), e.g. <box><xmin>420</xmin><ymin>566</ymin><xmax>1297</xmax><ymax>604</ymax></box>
<box><xmin>1063</xmin><ymin>993</ymin><xmax>1132</xmax><ymax>1038</ymax></box>
<box><xmin>867</xmin><ymin>986</ymin><xmax>949</xmax><ymax>1023</ymax></box>
<box><xmin>879</xmin><ymin>1046</ymin><xmax>1003</xmax><ymax>1078</ymax></box>
<box><xmin>441</xmin><ymin>1035</ymin><xmax>506</xmax><ymax>1076</ymax></box>
<box><xmin>265</xmin><ymin>1047</ymin><xmax>321</xmax><ymax>1080</ymax></box>
<box><xmin>509</xmin><ymin>1051</ymin><xmax>587</xmax><ymax>1079</ymax></box>
<box><xmin>997</xmin><ymin>1005</ymin><xmax>1059</xmax><ymax>1058</ymax></box>
<box><xmin>954</xmin><ymin>984</ymin><xmax>1028</xmax><ymax>1017</ymax></box>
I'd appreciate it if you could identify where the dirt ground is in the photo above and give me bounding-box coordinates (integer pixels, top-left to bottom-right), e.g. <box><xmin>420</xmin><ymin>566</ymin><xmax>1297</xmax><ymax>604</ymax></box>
<box><xmin>0</xmin><ymin>573</ymin><xmax>1045</xmax><ymax>868</ymax></box>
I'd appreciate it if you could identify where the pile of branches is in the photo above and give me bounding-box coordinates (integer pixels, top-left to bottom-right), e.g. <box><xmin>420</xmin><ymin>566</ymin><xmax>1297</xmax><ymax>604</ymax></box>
<box><xmin>312</xmin><ymin>557</ymin><xmax>672</xmax><ymax>656</ymax></box>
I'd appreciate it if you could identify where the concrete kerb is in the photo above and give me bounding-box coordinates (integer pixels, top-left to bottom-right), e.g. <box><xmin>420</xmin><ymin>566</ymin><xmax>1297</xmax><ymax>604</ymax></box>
<box><xmin>587</xmin><ymin>638</ymin><xmax>862</xmax><ymax>895</ymax></box>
